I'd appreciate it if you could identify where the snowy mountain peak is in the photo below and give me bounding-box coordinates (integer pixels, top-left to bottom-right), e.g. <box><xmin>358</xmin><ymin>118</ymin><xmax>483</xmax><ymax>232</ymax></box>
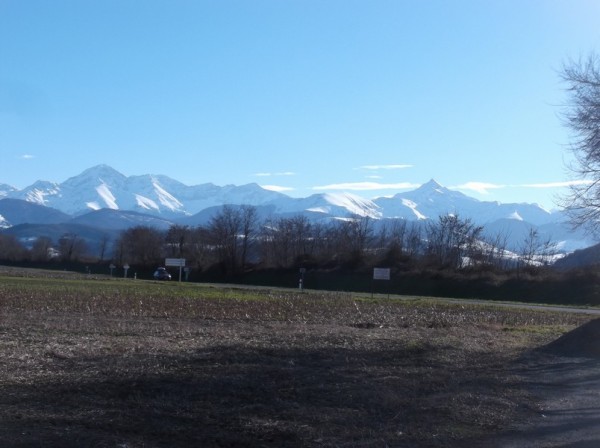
<box><xmin>65</xmin><ymin>164</ymin><xmax>127</xmax><ymax>189</ymax></box>
<box><xmin>14</xmin><ymin>181</ymin><xmax>60</xmax><ymax>206</ymax></box>
<box><xmin>416</xmin><ymin>179</ymin><xmax>446</xmax><ymax>194</ymax></box>
<box><xmin>81</xmin><ymin>164</ymin><xmax>126</xmax><ymax>179</ymax></box>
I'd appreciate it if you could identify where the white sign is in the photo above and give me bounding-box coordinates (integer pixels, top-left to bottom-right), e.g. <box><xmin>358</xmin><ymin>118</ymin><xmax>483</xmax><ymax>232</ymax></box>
<box><xmin>165</xmin><ymin>258</ymin><xmax>186</xmax><ymax>267</ymax></box>
<box><xmin>373</xmin><ymin>267</ymin><xmax>391</xmax><ymax>280</ymax></box>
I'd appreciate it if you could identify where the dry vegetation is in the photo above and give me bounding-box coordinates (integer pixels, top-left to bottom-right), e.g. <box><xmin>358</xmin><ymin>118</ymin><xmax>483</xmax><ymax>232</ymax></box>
<box><xmin>0</xmin><ymin>266</ymin><xmax>592</xmax><ymax>447</ymax></box>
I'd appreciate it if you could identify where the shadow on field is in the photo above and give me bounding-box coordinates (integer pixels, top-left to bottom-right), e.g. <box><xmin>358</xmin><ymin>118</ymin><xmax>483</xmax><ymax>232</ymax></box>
<box><xmin>0</xmin><ymin>342</ymin><xmax>507</xmax><ymax>448</ymax></box>
<box><xmin>477</xmin><ymin>358</ymin><xmax>600</xmax><ymax>448</ymax></box>
<box><xmin>477</xmin><ymin>347</ymin><xmax>600</xmax><ymax>448</ymax></box>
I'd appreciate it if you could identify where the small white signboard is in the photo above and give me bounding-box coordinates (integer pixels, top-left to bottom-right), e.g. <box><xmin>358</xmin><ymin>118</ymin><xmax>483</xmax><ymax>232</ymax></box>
<box><xmin>373</xmin><ymin>267</ymin><xmax>391</xmax><ymax>280</ymax></box>
<box><xmin>165</xmin><ymin>258</ymin><xmax>186</xmax><ymax>282</ymax></box>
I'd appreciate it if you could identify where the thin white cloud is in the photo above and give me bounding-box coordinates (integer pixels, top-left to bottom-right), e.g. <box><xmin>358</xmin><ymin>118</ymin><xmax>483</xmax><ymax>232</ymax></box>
<box><xmin>261</xmin><ymin>184</ymin><xmax>295</xmax><ymax>192</ymax></box>
<box><xmin>454</xmin><ymin>180</ymin><xmax>595</xmax><ymax>194</ymax></box>
<box><xmin>255</xmin><ymin>171</ymin><xmax>295</xmax><ymax>177</ymax></box>
<box><xmin>521</xmin><ymin>180</ymin><xmax>594</xmax><ymax>188</ymax></box>
<box><xmin>20</xmin><ymin>154</ymin><xmax>35</xmax><ymax>160</ymax></box>
<box><xmin>313</xmin><ymin>181</ymin><xmax>420</xmax><ymax>191</ymax></box>
<box><xmin>358</xmin><ymin>164</ymin><xmax>413</xmax><ymax>171</ymax></box>
<box><xmin>453</xmin><ymin>182</ymin><xmax>506</xmax><ymax>195</ymax></box>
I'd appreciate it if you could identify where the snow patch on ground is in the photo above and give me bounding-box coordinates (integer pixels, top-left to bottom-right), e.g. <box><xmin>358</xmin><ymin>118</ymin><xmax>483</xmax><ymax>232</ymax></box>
<box><xmin>508</xmin><ymin>211</ymin><xmax>523</xmax><ymax>221</ymax></box>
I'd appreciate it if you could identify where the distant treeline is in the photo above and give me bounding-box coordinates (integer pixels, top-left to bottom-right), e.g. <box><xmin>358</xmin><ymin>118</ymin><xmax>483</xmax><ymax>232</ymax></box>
<box><xmin>0</xmin><ymin>206</ymin><xmax>559</xmax><ymax>271</ymax></box>
<box><xmin>1</xmin><ymin>205</ymin><xmax>597</xmax><ymax>305</ymax></box>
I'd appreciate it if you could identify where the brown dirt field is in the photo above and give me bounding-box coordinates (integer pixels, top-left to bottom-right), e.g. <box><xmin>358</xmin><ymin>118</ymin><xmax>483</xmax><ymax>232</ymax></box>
<box><xmin>0</xmin><ymin>270</ymin><xmax>594</xmax><ymax>447</ymax></box>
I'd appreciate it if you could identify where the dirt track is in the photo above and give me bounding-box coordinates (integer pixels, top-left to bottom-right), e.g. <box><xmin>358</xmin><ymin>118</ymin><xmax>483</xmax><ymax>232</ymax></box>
<box><xmin>483</xmin><ymin>354</ymin><xmax>600</xmax><ymax>448</ymax></box>
<box><xmin>480</xmin><ymin>319</ymin><xmax>600</xmax><ymax>447</ymax></box>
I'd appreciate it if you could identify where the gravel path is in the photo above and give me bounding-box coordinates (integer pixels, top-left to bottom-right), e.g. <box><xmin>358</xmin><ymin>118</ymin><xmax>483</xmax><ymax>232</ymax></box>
<box><xmin>483</xmin><ymin>351</ymin><xmax>600</xmax><ymax>447</ymax></box>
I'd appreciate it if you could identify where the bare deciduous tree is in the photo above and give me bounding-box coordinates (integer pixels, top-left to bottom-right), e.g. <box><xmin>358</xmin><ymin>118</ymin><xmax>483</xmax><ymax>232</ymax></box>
<box><xmin>239</xmin><ymin>205</ymin><xmax>258</xmax><ymax>271</ymax></box>
<box><xmin>165</xmin><ymin>225</ymin><xmax>190</xmax><ymax>259</ymax></box>
<box><xmin>31</xmin><ymin>236</ymin><xmax>54</xmax><ymax>262</ymax></box>
<box><xmin>98</xmin><ymin>234</ymin><xmax>110</xmax><ymax>262</ymax></box>
<box><xmin>519</xmin><ymin>228</ymin><xmax>558</xmax><ymax>270</ymax></box>
<box><xmin>480</xmin><ymin>231</ymin><xmax>511</xmax><ymax>270</ymax></box>
<box><xmin>560</xmin><ymin>53</ymin><xmax>600</xmax><ymax>233</ymax></box>
<box><xmin>208</xmin><ymin>205</ymin><xmax>257</xmax><ymax>274</ymax></box>
<box><xmin>260</xmin><ymin>215</ymin><xmax>314</xmax><ymax>268</ymax></box>
<box><xmin>115</xmin><ymin>226</ymin><xmax>163</xmax><ymax>267</ymax></box>
<box><xmin>0</xmin><ymin>235</ymin><xmax>28</xmax><ymax>261</ymax></box>
<box><xmin>425</xmin><ymin>215</ymin><xmax>483</xmax><ymax>269</ymax></box>
<box><xmin>58</xmin><ymin>233</ymin><xmax>88</xmax><ymax>262</ymax></box>
<box><xmin>323</xmin><ymin>215</ymin><xmax>374</xmax><ymax>267</ymax></box>
<box><xmin>404</xmin><ymin>222</ymin><xmax>423</xmax><ymax>259</ymax></box>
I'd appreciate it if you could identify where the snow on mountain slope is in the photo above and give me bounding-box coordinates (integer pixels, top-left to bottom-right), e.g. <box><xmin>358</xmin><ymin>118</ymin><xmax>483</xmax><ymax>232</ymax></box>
<box><xmin>19</xmin><ymin>165</ymin><xmax>128</xmax><ymax>215</ymax></box>
<box><xmin>322</xmin><ymin>192</ymin><xmax>382</xmax><ymax>218</ymax></box>
<box><xmin>12</xmin><ymin>181</ymin><xmax>61</xmax><ymax>206</ymax></box>
<box><xmin>374</xmin><ymin>179</ymin><xmax>554</xmax><ymax>226</ymax></box>
<box><xmin>135</xmin><ymin>194</ymin><xmax>160</xmax><ymax>212</ymax></box>
<box><xmin>5</xmin><ymin>165</ymin><xmax>290</xmax><ymax>218</ymax></box>
<box><xmin>507</xmin><ymin>211</ymin><xmax>524</xmax><ymax>221</ymax></box>
<box><xmin>268</xmin><ymin>192</ymin><xmax>381</xmax><ymax>219</ymax></box>
<box><xmin>375</xmin><ymin>179</ymin><xmax>475</xmax><ymax>219</ymax></box>
<box><xmin>401</xmin><ymin>199</ymin><xmax>427</xmax><ymax>220</ymax></box>
<box><xmin>95</xmin><ymin>182</ymin><xmax>119</xmax><ymax>209</ymax></box>
<box><xmin>152</xmin><ymin>179</ymin><xmax>184</xmax><ymax>211</ymax></box>
<box><xmin>0</xmin><ymin>183</ymin><xmax>18</xmax><ymax>198</ymax></box>
<box><xmin>123</xmin><ymin>174</ymin><xmax>186</xmax><ymax>214</ymax></box>
<box><xmin>0</xmin><ymin>165</ymin><xmax>565</xmax><ymax>228</ymax></box>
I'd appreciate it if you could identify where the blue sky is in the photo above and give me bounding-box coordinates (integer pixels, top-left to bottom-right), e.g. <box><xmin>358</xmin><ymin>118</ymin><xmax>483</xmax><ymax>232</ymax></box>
<box><xmin>1</xmin><ymin>1</ymin><xmax>599</xmax><ymax>210</ymax></box>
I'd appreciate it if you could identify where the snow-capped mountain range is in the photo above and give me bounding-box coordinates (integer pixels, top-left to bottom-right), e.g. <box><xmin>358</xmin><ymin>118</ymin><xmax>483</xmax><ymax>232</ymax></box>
<box><xmin>0</xmin><ymin>164</ymin><xmax>558</xmax><ymax>221</ymax></box>
<box><xmin>0</xmin><ymin>164</ymin><xmax>596</xmax><ymax>253</ymax></box>
<box><xmin>1</xmin><ymin>165</ymin><xmax>286</xmax><ymax>217</ymax></box>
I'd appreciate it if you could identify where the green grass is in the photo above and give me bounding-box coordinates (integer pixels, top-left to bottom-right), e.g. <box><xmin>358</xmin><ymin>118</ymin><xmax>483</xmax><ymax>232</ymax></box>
<box><xmin>0</xmin><ymin>274</ymin><xmax>590</xmax><ymax>330</ymax></box>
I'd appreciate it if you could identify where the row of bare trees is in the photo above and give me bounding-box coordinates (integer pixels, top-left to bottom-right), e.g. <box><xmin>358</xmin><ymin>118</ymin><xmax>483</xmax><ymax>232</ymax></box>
<box><xmin>0</xmin><ymin>233</ymin><xmax>90</xmax><ymax>263</ymax></box>
<box><xmin>0</xmin><ymin>206</ymin><xmax>558</xmax><ymax>274</ymax></box>
<box><xmin>108</xmin><ymin>208</ymin><xmax>558</xmax><ymax>274</ymax></box>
